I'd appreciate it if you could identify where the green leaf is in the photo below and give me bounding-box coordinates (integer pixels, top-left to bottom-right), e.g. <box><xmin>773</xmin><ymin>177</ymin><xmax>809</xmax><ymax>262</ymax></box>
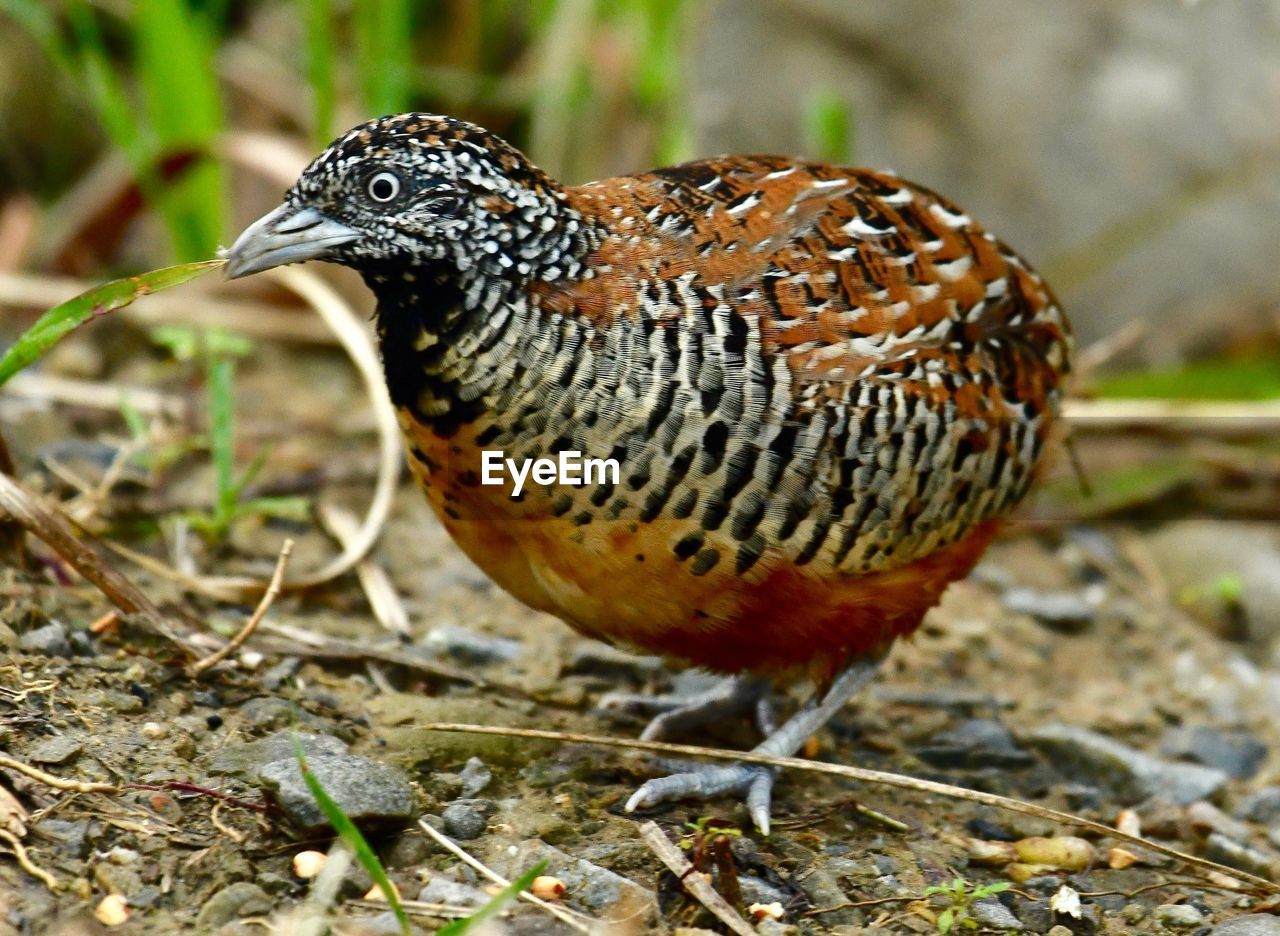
<box><xmin>207</xmin><ymin>355</ymin><xmax>237</xmax><ymax>527</ymax></box>
<box><xmin>0</xmin><ymin>260</ymin><xmax>224</xmax><ymax>388</ymax></box>
<box><xmin>291</xmin><ymin>733</ymin><xmax>410</xmax><ymax>935</ymax></box>
<box><xmin>805</xmin><ymin>87</ymin><xmax>854</xmax><ymax>165</ymax></box>
<box><xmin>937</xmin><ymin>907</ymin><xmax>954</xmax><ymax>934</ymax></box>
<box><xmin>435</xmin><ymin>860</ymin><xmax>549</xmax><ymax>936</ymax></box>
<box><xmin>301</xmin><ymin>0</ymin><xmax>336</xmax><ymax>147</ymax></box>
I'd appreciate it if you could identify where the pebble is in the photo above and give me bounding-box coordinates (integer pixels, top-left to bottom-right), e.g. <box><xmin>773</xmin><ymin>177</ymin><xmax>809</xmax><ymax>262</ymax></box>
<box><xmin>259</xmin><ymin>753</ymin><xmax>415</xmax><ymax>832</ymax></box>
<box><xmin>1202</xmin><ymin>832</ymin><xmax>1279</xmax><ymax>879</ymax></box>
<box><xmin>195</xmin><ymin>883</ymin><xmax>271</xmax><ymax>929</ymax></box>
<box><xmin>1026</xmin><ymin>723</ymin><xmax>1228</xmax><ymax>804</ymax></box>
<box><xmin>421</xmin><ymin>624</ymin><xmax>521</xmax><ymax>664</ymax></box>
<box><xmin>917</xmin><ymin>719</ymin><xmax>1034</xmax><ymax>769</ymax></box>
<box><xmin>1155</xmin><ymin>903</ymin><xmax>1206</xmax><ymax>928</ymax></box>
<box><xmin>26</xmin><ymin>735</ymin><xmax>82</xmax><ymax>765</ymax></box>
<box><xmin>1013</xmin><ymin>898</ymin><xmax>1053</xmax><ymax>931</ymax></box>
<box><xmin>970</xmin><ymin>897</ymin><xmax>1024</xmax><ymax>931</ymax></box>
<box><xmin>1212</xmin><ymin>916</ymin><xmax>1280</xmax><ymax>936</ymax></box>
<box><xmin>441</xmin><ymin>801</ymin><xmax>489</xmax><ymax>840</ymax></box>
<box><xmin>18</xmin><ymin>620</ymin><xmax>70</xmax><ymax>657</ymax></box>
<box><xmin>33</xmin><ymin>818</ymin><xmax>90</xmax><ymax>858</ymax></box>
<box><xmin>1162</xmin><ymin>726</ymin><xmax>1267</xmax><ymax>780</ymax></box>
<box><xmin>417</xmin><ymin>876</ymin><xmax>489</xmax><ymax>907</ymax></box>
<box><xmin>458</xmin><ymin>757</ymin><xmax>492</xmax><ymax>797</ymax></box>
<box><xmin>207</xmin><ymin>731</ymin><xmax>349</xmax><ymax>779</ymax></box>
<box><xmin>1235</xmin><ymin>787</ymin><xmax>1280</xmax><ymax>823</ymax></box>
<box><xmin>1003</xmin><ymin>586</ymin><xmax>1100</xmax><ymax>633</ymax></box>
<box><xmin>738</xmin><ymin>874</ymin><xmax>791</xmax><ymax>908</ymax></box>
<box><xmin>506</xmin><ymin>840</ymin><xmax>653</xmax><ymax>915</ymax></box>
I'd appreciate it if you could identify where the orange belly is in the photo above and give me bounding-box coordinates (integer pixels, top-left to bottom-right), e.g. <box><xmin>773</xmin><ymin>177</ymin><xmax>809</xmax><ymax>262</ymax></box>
<box><xmin>404</xmin><ymin>416</ymin><xmax>1000</xmax><ymax>679</ymax></box>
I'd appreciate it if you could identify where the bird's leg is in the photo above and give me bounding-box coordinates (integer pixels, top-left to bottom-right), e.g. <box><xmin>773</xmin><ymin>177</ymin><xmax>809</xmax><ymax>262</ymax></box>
<box><xmin>600</xmin><ymin>674</ymin><xmax>775</xmax><ymax>740</ymax></box>
<box><xmin>624</xmin><ymin>653</ymin><xmax>885</xmax><ymax>835</ymax></box>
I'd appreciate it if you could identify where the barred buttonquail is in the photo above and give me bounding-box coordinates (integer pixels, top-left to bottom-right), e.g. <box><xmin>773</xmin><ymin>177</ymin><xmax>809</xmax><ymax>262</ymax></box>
<box><xmin>226</xmin><ymin>114</ymin><xmax>1072</xmax><ymax>832</ymax></box>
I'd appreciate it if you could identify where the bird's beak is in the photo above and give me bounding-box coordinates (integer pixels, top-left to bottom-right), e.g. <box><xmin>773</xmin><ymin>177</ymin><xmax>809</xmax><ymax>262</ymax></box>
<box><xmin>222</xmin><ymin>204</ymin><xmax>362</xmax><ymax>279</ymax></box>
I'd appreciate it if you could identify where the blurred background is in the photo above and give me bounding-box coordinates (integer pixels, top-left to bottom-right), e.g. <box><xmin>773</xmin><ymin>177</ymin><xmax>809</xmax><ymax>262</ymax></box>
<box><xmin>0</xmin><ymin>0</ymin><xmax>1278</xmax><ymax>619</ymax></box>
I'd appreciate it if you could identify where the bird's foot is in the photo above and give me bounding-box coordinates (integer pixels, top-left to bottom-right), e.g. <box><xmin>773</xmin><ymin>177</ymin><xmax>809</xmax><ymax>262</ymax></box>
<box><xmin>600</xmin><ymin>674</ymin><xmax>775</xmax><ymax>741</ymax></box>
<box><xmin>619</xmin><ymin>654</ymin><xmax>888</xmax><ymax>835</ymax></box>
<box><xmin>626</xmin><ymin>760</ymin><xmax>778</xmax><ymax>834</ymax></box>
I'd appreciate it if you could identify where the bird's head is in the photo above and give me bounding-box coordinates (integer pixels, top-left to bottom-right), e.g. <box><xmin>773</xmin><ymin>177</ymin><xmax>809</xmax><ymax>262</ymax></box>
<box><xmin>224</xmin><ymin>114</ymin><xmax>581</xmax><ymax>285</ymax></box>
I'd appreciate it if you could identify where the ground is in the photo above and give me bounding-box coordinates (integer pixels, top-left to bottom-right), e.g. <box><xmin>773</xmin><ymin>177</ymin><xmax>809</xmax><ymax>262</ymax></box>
<box><xmin>2</xmin><ymin>324</ymin><xmax>1280</xmax><ymax>935</ymax></box>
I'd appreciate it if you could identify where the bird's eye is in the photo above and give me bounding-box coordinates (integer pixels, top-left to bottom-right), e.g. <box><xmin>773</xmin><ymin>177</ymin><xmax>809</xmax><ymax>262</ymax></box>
<box><xmin>367</xmin><ymin>171</ymin><xmax>401</xmax><ymax>203</ymax></box>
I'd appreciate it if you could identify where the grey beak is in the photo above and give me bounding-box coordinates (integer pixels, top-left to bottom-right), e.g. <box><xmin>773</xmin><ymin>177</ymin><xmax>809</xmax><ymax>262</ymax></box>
<box><xmin>222</xmin><ymin>204</ymin><xmax>362</xmax><ymax>279</ymax></box>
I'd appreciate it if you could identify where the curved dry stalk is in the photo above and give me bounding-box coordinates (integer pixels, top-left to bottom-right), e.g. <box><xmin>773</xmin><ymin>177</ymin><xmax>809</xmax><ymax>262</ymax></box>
<box><xmin>187</xmin><ymin>539</ymin><xmax>294</xmax><ymax>677</ymax></box>
<box><xmin>0</xmin><ymin>828</ymin><xmax>59</xmax><ymax>892</ymax></box>
<box><xmin>416</xmin><ymin>723</ymin><xmax>1280</xmax><ymax>895</ymax></box>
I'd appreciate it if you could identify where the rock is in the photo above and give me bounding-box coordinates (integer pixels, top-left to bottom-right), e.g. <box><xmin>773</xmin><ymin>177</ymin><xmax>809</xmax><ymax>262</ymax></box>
<box><xmin>1003</xmin><ymin>587</ymin><xmax>1101</xmax><ymax>633</ymax></box>
<box><xmin>1013</xmin><ymin>898</ymin><xmax>1053</xmax><ymax>932</ymax></box>
<box><xmin>421</xmin><ymin>624</ymin><xmax>521</xmax><ymax>665</ymax></box>
<box><xmin>33</xmin><ymin>819</ymin><xmax>90</xmax><ymax>859</ymax></box>
<box><xmin>796</xmin><ymin>869</ymin><xmax>856</xmax><ymax>925</ymax></box>
<box><xmin>970</xmin><ymin>897</ymin><xmax>1024</xmax><ymax>930</ymax></box>
<box><xmin>1162</xmin><ymin>726</ymin><xmax>1267</xmax><ymax>780</ymax></box>
<box><xmin>26</xmin><ymin>735</ymin><xmax>82</xmax><ymax>765</ymax></box>
<box><xmin>1212</xmin><ymin>916</ymin><xmax>1280</xmax><ymax>936</ymax></box>
<box><xmin>1026</xmin><ymin>723</ymin><xmax>1228</xmax><ymax>804</ymax></box>
<box><xmin>458</xmin><ymin>757</ymin><xmax>492</xmax><ymax>797</ymax></box>
<box><xmin>1187</xmin><ymin>801</ymin><xmax>1252</xmax><ymax>844</ymax></box>
<box><xmin>207</xmin><ymin>731</ymin><xmax>348</xmax><ymax>779</ymax></box>
<box><xmin>258</xmin><ymin>753</ymin><xmax>415</xmax><ymax>832</ymax></box>
<box><xmin>1156</xmin><ymin>904</ymin><xmax>1206</xmax><ymax>928</ymax></box>
<box><xmin>1236</xmin><ymin>787</ymin><xmax>1280</xmax><ymax>823</ymax></box>
<box><xmin>1147</xmin><ymin>520</ymin><xmax>1280</xmax><ymax>650</ymax></box>
<box><xmin>417</xmin><ymin>875</ymin><xmax>489</xmax><ymax>907</ymax></box>
<box><xmin>196</xmin><ymin>883</ymin><xmax>271</xmax><ymax>929</ymax></box>
<box><xmin>917</xmin><ymin>719</ymin><xmax>1034</xmax><ymax>769</ymax></box>
<box><xmin>92</xmin><ymin>863</ymin><xmax>142</xmax><ymax>897</ymax></box>
<box><xmin>18</xmin><ymin>620</ymin><xmax>69</xmax><ymax>656</ymax></box>
<box><xmin>738</xmin><ymin>874</ymin><xmax>791</xmax><ymax>908</ymax></box>
<box><xmin>1201</xmin><ymin>832</ymin><xmax>1279</xmax><ymax>879</ymax></box>
<box><xmin>441</xmin><ymin>801</ymin><xmax>489</xmax><ymax>840</ymax></box>
<box><xmin>507</xmin><ymin>840</ymin><xmax>654</xmax><ymax>916</ymax></box>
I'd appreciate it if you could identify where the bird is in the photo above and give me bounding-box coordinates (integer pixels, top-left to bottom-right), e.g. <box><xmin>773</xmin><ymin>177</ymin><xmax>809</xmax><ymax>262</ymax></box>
<box><xmin>225</xmin><ymin>113</ymin><xmax>1071</xmax><ymax>834</ymax></box>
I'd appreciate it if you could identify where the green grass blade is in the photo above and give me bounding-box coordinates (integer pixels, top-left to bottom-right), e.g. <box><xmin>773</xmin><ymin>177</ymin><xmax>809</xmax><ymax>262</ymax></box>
<box><xmin>435</xmin><ymin>860</ymin><xmax>549</xmax><ymax>936</ymax></box>
<box><xmin>805</xmin><ymin>87</ymin><xmax>855</xmax><ymax>165</ymax></box>
<box><xmin>301</xmin><ymin>0</ymin><xmax>337</xmax><ymax>146</ymax></box>
<box><xmin>207</xmin><ymin>355</ymin><xmax>237</xmax><ymax>528</ymax></box>
<box><xmin>290</xmin><ymin>734</ymin><xmax>410</xmax><ymax>935</ymax></box>
<box><xmin>354</xmin><ymin>0</ymin><xmax>414</xmax><ymax>116</ymax></box>
<box><xmin>0</xmin><ymin>261</ymin><xmax>224</xmax><ymax>388</ymax></box>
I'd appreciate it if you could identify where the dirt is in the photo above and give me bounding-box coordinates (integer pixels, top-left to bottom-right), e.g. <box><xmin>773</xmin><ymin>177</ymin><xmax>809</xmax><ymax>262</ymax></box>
<box><xmin>3</xmin><ymin>332</ymin><xmax>1280</xmax><ymax>934</ymax></box>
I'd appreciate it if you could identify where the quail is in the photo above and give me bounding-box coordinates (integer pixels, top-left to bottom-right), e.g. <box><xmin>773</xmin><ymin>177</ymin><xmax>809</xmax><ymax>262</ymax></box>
<box><xmin>226</xmin><ymin>114</ymin><xmax>1071</xmax><ymax>833</ymax></box>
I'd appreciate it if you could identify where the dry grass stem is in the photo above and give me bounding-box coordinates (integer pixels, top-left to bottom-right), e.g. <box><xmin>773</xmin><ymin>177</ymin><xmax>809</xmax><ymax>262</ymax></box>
<box><xmin>418</xmin><ymin>723</ymin><xmax>1279</xmax><ymax>894</ymax></box>
<box><xmin>0</xmin><ymin>754</ymin><xmax>116</xmax><ymax>794</ymax></box>
<box><xmin>188</xmin><ymin>538</ymin><xmax>294</xmax><ymax>677</ymax></box>
<box><xmin>637</xmin><ymin>820</ymin><xmax>756</xmax><ymax>936</ymax></box>
<box><xmin>1064</xmin><ymin>399</ymin><xmax>1280</xmax><ymax>435</ymax></box>
<box><xmin>3</xmin><ymin>372</ymin><xmax>186</xmax><ymax>419</ymax></box>
<box><xmin>416</xmin><ymin>818</ymin><xmax>596</xmax><ymax>933</ymax></box>
<box><xmin>0</xmin><ymin>827</ymin><xmax>60</xmax><ymax>892</ymax></box>
<box><xmin>0</xmin><ymin>473</ymin><xmax>188</xmax><ymax>648</ymax></box>
<box><xmin>317</xmin><ymin>501</ymin><xmax>410</xmax><ymax>637</ymax></box>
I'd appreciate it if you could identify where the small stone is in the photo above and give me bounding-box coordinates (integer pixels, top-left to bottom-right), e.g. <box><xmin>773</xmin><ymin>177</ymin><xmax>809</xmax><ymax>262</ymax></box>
<box><xmin>1235</xmin><ymin>787</ymin><xmax>1280</xmax><ymax>823</ymax></box>
<box><xmin>441</xmin><ymin>802</ymin><xmax>488</xmax><ymax>840</ymax></box>
<box><xmin>93</xmin><ymin>863</ymin><xmax>143</xmax><ymax>897</ymax></box>
<box><xmin>1212</xmin><ymin>915</ymin><xmax>1280</xmax><ymax>935</ymax></box>
<box><xmin>1156</xmin><ymin>903</ymin><xmax>1206</xmax><ymax>928</ymax></box>
<box><xmin>1162</xmin><ymin>726</ymin><xmax>1267</xmax><ymax>780</ymax></box>
<box><xmin>739</xmin><ymin>874</ymin><xmax>791</xmax><ymax>908</ymax></box>
<box><xmin>196</xmin><ymin>883</ymin><xmax>271</xmax><ymax>928</ymax></box>
<box><xmin>259</xmin><ymin>754</ymin><xmax>415</xmax><ymax>832</ymax></box>
<box><xmin>417</xmin><ymin>876</ymin><xmax>488</xmax><ymax>907</ymax></box>
<box><xmin>27</xmin><ymin>735</ymin><xmax>82</xmax><ymax>765</ymax></box>
<box><xmin>1026</xmin><ymin>723</ymin><xmax>1227</xmax><ymax>804</ymax></box>
<box><xmin>507</xmin><ymin>840</ymin><xmax>653</xmax><ymax>916</ymax></box>
<box><xmin>141</xmin><ymin>722</ymin><xmax>166</xmax><ymax>740</ymax></box>
<box><xmin>1047</xmin><ymin>927</ymin><xmax>1074</xmax><ymax>936</ymax></box>
<box><xmin>207</xmin><ymin>730</ymin><xmax>348</xmax><ymax>780</ymax></box>
<box><xmin>917</xmin><ymin>719</ymin><xmax>1034</xmax><ymax>769</ymax></box>
<box><xmin>1003</xmin><ymin>586</ymin><xmax>1099</xmax><ymax>632</ymax></box>
<box><xmin>970</xmin><ymin>897</ymin><xmax>1024</xmax><ymax>931</ymax></box>
<box><xmin>33</xmin><ymin>818</ymin><xmax>90</xmax><ymax>858</ymax></box>
<box><xmin>458</xmin><ymin>757</ymin><xmax>492</xmax><ymax>797</ymax></box>
<box><xmin>18</xmin><ymin>620</ymin><xmax>69</xmax><ymax>656</ymax></box>
<box><xmin>422</xmin><ymin>624</ymin><xmax>521</xmax><ymax>665</ymax></box>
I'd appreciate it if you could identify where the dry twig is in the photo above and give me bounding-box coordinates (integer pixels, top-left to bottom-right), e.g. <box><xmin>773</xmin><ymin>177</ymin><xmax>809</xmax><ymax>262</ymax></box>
<box><xmin>637</xmin><ymin>820</ymin><xmax>756</xmax><ymax>936</ymax></box>
<box><xmin>417</xmin><ymin>723</ymin><xmax>1280</xmax><ymax>895</ymax></box>
<box><xmin>188</xmin><ymin>539</ymin><xmax>294</xmax><ymax>677</ymax></box>
<box><xmin>0</xmin><ymin>828</ymin><xmax>60</xmax><ymax>892</ymax></box>
<box><xmin>317</xmin><ymin>501</ymin><xmax>410</xmax><ymax>637</ymax></box>
<box><xmin>416</xmin><ymin>818</ymin><xmax>596</xmax><ymax>933</ymax></box>
<box><xmin>0</xmin><ymin>754</ymin><xmax>116</xmax><ymax>794</ymax></box>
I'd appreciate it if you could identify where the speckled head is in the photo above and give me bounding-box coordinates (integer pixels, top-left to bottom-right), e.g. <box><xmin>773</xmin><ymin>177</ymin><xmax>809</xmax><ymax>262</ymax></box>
<box><xmin>224</xmin><ymin>113</ymin><xmax>585</xmax><ymax>284</ymax></box>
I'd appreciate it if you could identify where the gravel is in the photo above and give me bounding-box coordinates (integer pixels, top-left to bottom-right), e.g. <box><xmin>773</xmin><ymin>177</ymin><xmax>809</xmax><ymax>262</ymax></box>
<box><xmin>1025</xmin><ymin>723</ymin><xmax>1228</xmax><ymax>804</ymax></box>
<box><xmin>195</xmin><ymin>883</ymin><xmax>272</xmax><ymax>929</ymax></box>
<box><xmin>1156</xmin><ymin>903</ymin><xmax>1207</xmax><ymax>928</ymax></box>
<box><xmin>258</xmin><ymin>753</ymin><xmax>416</xmax><ymax>832</ymax></box>
<box><xmin>1212</xmin><ymin>916</ymin><xmax>1280</xmax><ymax>936</ymax></box>
<box><xmin>1161</xmin><ymin>726</ymin><xmax>1268</xmax><ymax>780</ymax></box>
<box><xmin>18</xmin><ymin>620</ymin><xmax>70</xmax><ymax>656</ymax></box>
